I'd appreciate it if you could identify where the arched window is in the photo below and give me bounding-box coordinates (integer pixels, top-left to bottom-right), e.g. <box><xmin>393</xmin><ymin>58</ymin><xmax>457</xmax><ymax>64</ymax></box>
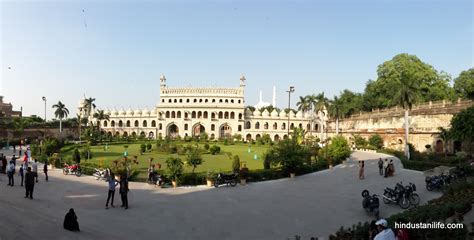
<box><xmin>194</xmin><ymin>99</ymin><xmax>197</xmax><ymax>103</ymax></box>
<box><xmin>134</xmin><ymin>120</ymin><xmax>139</xmax><ymax>127</ymax></box>
<box><xmin>143</xmin><ymin>120</ymin><xmax>147</xmax><ymax>127</ymax></box>
<box><xmin>184</xmin><ymin>112</ymin><xmax>188</xmax><ymax>118</ymax></box>
<box><xmin>219</xmin><ymin>99</ymin><xmax>223</xmax><ymax>103</ymax></box>
<box><xmin>126</xmin><ymin>120</ymin><xmax>131</xmax><ymax>127</ymax></box>
<box><xmin>171</xmin><ymin>111</ymin><xmax>176</xmax><ymax>118</ymax></box>
<box><xmin>224</xmin><ymin>112</ymin><xmax>229</xmax><ymax>119</ymax></box>
<box><xmin>168</xmin><ymin>99</ymin><xmax>172</xmax><ymax>103</ymax></box>
<box><xmin>205</xmin><ymin>99</ymin><xmax>208</xmax><ymax>103</ymax></box>
<box><xmin>174</xmin><ymin>99</ymin><xmax>177</xmax><ymax>103</ymax></box>
<box><xmin>186</xmin><ymin>99</ymin><xmax>190</xmax><ymax>103</ymax></box>
<box><xmin>218</xmin><ymin>112</ymin><xmax>223</xmax><ymax>119</ymax></box>
<box><xmin>204</xmin><ymin>111</ymin><xmax>208</xmax><ymax>118</ymax></box>
<box><xmin>238</xmin><ymin>125</ymin><xmax>242</xmax><ymax>131</ymax></box>
<box><xmin>245</xmin><ymin>121</ymin><xmax>251</xmax><ymax>129</ymax></box>
<box><xmin>104</xmin><ymin>121</ymin><xmax>108</xmax><ymax>127</ymax></box>
<box><xmin>151</xmin><ymin>120</ymin><xmax>156</xmax><ymax>127</ymax></box>
<box><xmin>111</xmin><ymin>120</ymin><xmax>115</xmax><ymax>127</ymax></box>
<box><xmin>230</xmin><ymin>112</ymin><xmax>235</xmax><ymax>119</ymax></box>
<box><xmin>211</xmin><ymin>112</ymin><xmax>216</xmax><ymax>119</ymax></box>
<box><xmin>159</xmin><ymin>123</ymin><xmax>162</xmax><ymax>130</ymax></box>
<box><xmin>231</xmin><ymin>99</ymin><xmax>234</xmax><ymax>103</ymax></box>
<box><xmin>177</xmin><ymin>111</ymin><xmax>181</xmax><ymax>118</ymax></box>
<box><xmin>192</xmin><ymin>111</ymin><xmax>196</xmax><ymax>118</ymax></box>
<box><xmin>307</xmin><ymin>123</ymin><xmax>311</xmax><ymax>131</ymax></box>
<box><xmin>238</xmin><ymin>113</ymin><xmax>243</xmax><ymax>119</ymax></box>
<box><xmin>162</xmin><ymin>99</ymin><xmax>164</xmax><ymax>103</ymax></box>
<box><xmin>184</xmin><ymin>124</ymin><xmax>188</xmax><ymax>130</ymax></box>
<box><xmin>314</xmin><ymin>124</ymin><xmax>319</xmax><ymax>131</ymax></box>
<box><xmin>211</xmin><ymin>124</ymin><xmax>215</xmax><ymax>131</ymax></box>
<box><xmin>199</xmin><ymin>99</ymin><xmax>203</xmax><ymax>103</ymax></box>
<box><xmin>179</xmin><ymin>99</ymin><xmax>182</xmax><ymax>103</ymax></box>
<box><xmin>212</xmin><ymin>99</ymin><xmax>216</xmax><ymax>103</ymax></box>
<box><xmin>255</xmin><ymin>122</ymin><xmax>260</xmax><ymax>129</ymax></box>
<box><xmin>118</xmin><ymin>120</ymin><xmax>123</xmax><ymax>127</ymax></box>
<box><xmin>225</xmin><ymin>99</ymin><xmax>228</xmax><ymax>103</ymax></box>
<box><xmin>198</xmin><ymin>111</ymin><xmax>202</xmax><ymax>118</ymax></box>
<box><xmin>264</xmin><ymin>122</ymin><xmax>269</xmax><ymax>129</ymax></box>
<box><xmin>238</xmin><ymin>100</ymin><xmax>241</xmax><ymax>103</ymax></box>
<box><xmin>273</xmin><ymin>123</ymin><xmax>277</xmax><ymax>130</ymax></box>
<box><xmin>166</xmin><ymin>111</ymin><xmax>170</xmax><ymax>118</ymax></box>
<box><xmin>298</xmin><ymin>123</ymin><xmax>303</xmax><ymax>129</ymax></box>
<box><xmin>281</xmin><ymin>123</ymin><xmax>286</xmax><ymax>130</ymax></box>
<box><xmin>290</xmin><ymin>123</ymin><xmax>294</xmax><ymax>129</ymax></box>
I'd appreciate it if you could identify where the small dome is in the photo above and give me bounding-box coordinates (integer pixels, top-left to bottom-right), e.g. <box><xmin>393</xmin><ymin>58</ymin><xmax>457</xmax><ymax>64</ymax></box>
<box><xmin>262</xmin><ymin>109</ymin><xmax>270</xmax><ymax>117</ymax></box>
<box><xmin>119</xmin><ymin>109</ymin><xmax>125</xmax><ymax>115</ymax></box>
<box><xmin>134</xmin><ymin>109</ymin><xmax>142</xmax><ymax>115</ymax></box>
<box><xmin>296</xmin><ymin>111</ymin><xmax>303</xmax><ymax>118</ymax></box>
<box><xmin>112</xmin><ymin>109</ymin><xmax>118</xmax><ymax>116</ymax></box>
<box><xmin>279</xmin><ymin>111</ymin><xmax>287</xmax><ymax>117</ymax></box>
<box><xmin>143</xmin><ymin>107</ymin><xmax>150</xmax><ymax>115</ymax></box>
<box><xmin>245</xmin><ymin>109</ymin><xmax>253</xmax><ymax>117</ymax></box>
<box><xmin>271</xmin><ymin>109</ymin><xmax>278</xmax><ymax>117</ymax></box>
<box><xmin>126</xmin><ymin>108</ymin><xmax>133</xmax><ymax>116</ymax></box>
<box><xmin>289</xmin><ymin>110</ymin><xmax>296</xmax><ymax>118</ymax></box>
<box><xmin>253</xmin><ymin>109</ymin><xmax>261</xmax><ymax>117</ymax></box>
<box><xmin>104</xmin><ymin>109</ymin><xmax>111</xmax><ymax>115</ymax></box>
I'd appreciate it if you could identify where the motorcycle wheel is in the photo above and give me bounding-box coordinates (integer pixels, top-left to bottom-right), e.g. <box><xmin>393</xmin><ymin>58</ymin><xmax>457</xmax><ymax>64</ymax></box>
<box><xmin>75</xmin><ymin>170</ymin><xmax>82</xmax><ymax>177</ymax></box>
<box><xmin>382</xmin><ymin>193</ymin><xmax>390</xmax><ymax>204</ymax></box>
<box><xmin>426</xmin><ymin>183</ymin><xmax>433</xmax><ymax>191</ymax></box>
<box><xmin>398</xmin><ymin>197</ymin><xmax>410</xmax><ymax>209</ymax></box>
<box><xmin>230</xmin><ymin>179</ymin><xmax>237</xmax><ymax>187</ymax></box>
<box><xmin>410</xmin><ymin>193</ymin><xmax>420</xmax><ymax>206</ymax></box>
<box><xmin>63</xmin><ymin>168</ymin><xmax>68</xmax><ymax>175</ymax></box>
<box><xmin>214</xmin><ymin>180</ymin><xmax>219</xmax><ymax>188</ymax></box>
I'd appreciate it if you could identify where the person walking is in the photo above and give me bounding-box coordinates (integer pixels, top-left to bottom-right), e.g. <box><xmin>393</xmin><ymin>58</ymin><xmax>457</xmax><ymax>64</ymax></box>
<box><xmin>389</xmin><ymin>159</ymin><xmax>395</xmax><ymax>177</ymax></box>
<box><xmin>23</xmin><ymin>153</ymin><xmax>28</xmax><ymax>168</ymax></box>
<box><xmin>24</xmin><ymin>167</ymin><xmax>35</xmax><ymax>199</ymax></box>
<box><xmin>32</xmin><ymin>159</ymin><xmax>38</xmax><ymax>183</ymax></box>
<box><xmin>43</xmin><ymin>160</ymin><xmax>49</xmax><ymax>182</ymax></box>
<box><xmin>383</xmin><ymin>159</ymin><xmax>389</xmax><ymax>178</ymax></box>
<box><xmin>19</xmin><ymin>164</ymin><xmax>24</xmax><ymax>186</ymax></box>
<box><xmin>378</xmin><ymin>158</ymin><xmax>384</xmax><ymax>176</ymax></box>
<box><xmin>359</xmin><ymin>161</ymin><xmax>365</xmax><ymax>179</ymax></box>
<box><xmin>7</xmin><ymin>161</ymin><xmax>15</xmax><ymax>186</ymax></box>
<box><xmin>105</xmin><ymin>173</ymin><xmax>118</xmax><ymax>209</ymax></box>
<box><xmin>119</xmin><ymin>173</ymin><xmax>129</xmax><ymax>209</ymax></box>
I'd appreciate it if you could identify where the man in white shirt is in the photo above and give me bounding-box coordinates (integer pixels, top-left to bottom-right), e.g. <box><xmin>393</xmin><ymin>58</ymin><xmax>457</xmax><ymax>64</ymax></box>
<box><xmin>32</xmin><ymin>159</ymin><xmax>38</xmax><ymax>183</ymax></box>
<box><xmin>374</xmin><ymin>219</ymin><xmax>395</xmax><ymax>240</ymax></box>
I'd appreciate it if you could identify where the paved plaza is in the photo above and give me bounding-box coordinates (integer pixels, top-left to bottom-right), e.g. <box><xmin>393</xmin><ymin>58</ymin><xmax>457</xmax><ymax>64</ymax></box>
<box><xmin>0</xmin><ymin>150</ymin><xmax>441</xmax><ymax>240</ymax></box>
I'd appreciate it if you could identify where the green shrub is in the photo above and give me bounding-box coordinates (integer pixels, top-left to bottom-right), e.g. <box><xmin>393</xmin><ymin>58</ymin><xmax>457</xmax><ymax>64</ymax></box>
<box><xmin>209</xmin><ymin>145</ymin><xmax>221</xmax><ymax>155</ymax></box>
<box><xmin>232</xmin><ymin>155</ymin><xmax>240</xmax><ymax>173</ymax></box>
<box><xmin>353</xmin><ymin>134</ymin><xmax>368</xmax><ymax>148</ymax></box>
<box><xmin>327</xmin><ymin>136</ymin><xmax>351</xmax><ymax>164</ymax></box>
<box><xmin>203</xmin><ymin>143</ymin><xmax>210</xmax><ymax>151</ymax></box>
<box><xmin>368</xmin><ymin>134</ymin><xmax>384</xmax><ymax>149</ymax></box>
<box><xmin>140</xmin><ymin>144</ymin><xmax>146</xmax><ymax>153</ymax></box>
<box><xmin>73</xmin><ymin>148</ymin><xmax>81</xmax><ymax>164</ymax></box>
<box><xmin>166</xmin><ymin>157</ymin><xmax>184</xmax><ymax>183</ymax></box>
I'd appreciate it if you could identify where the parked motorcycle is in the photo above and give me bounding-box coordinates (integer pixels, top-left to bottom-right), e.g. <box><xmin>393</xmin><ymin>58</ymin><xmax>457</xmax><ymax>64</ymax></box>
<box><xmin>93</xmin><ymin>168</ymin><xmax>109</xmax><ymax>180</ymax></box>
<box><xmin>425</xmin><ymin>174</ymin><xmax>449</xmax><ymax>191</ymax></box>
<box><xmin>382</xmin><ymin>182</ymin><xmax>410</xmax><ymax>209</ymax></box>
<box><xmin>214</xmin><ymin>173</ymin><xmax>238</xmax><ymax>187</ymax></box>
<box><xmin>63</xmin><ymin>163</ymin><xmax>82</xmax><ymax>177</ymax></box>
<box><xmin>404</xmin><ymin>182</ymin><xmax>420</xmax><ymax>206</ymax></box>
<box><xmin>362</xmin><ymin>190</ymin><xmax>380</xmax><ymax>219</ymax></box>
<box><xmin>148</xmin><ymin>172</ymin><xmax>163</xmax><ymax>187</ymax></box>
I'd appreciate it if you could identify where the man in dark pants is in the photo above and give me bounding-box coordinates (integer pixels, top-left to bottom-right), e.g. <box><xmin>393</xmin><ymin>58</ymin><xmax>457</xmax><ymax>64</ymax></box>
<box><xmin>43</xmin><ymin>161</ymin><xmax>48</xmax><ymax>182</ymax></box>
<box><xmin>378</xmin><ymin>158</ymin><xmax>384</xmax><ymax>176</ymax></box>
<box><xmin>25</xmin><ymin>167</ymin><xmax>35</xmax><ymax>199</ymax></box>
<box><xmin>119</xmin><ymin>174</ymin><xmax>129</xmax><ymax>209</ymax></box>
<box><xmin>105</xmin><ymin>173</ymin><xmax>118</xmax><ymax>209</ymax></box>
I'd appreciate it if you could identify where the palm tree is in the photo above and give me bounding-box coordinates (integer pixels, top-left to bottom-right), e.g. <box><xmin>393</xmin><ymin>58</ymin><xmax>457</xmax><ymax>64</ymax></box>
<box><xmin>52</xmin><ymin>101</ymin><xmax>70</xmax><ymax>133</ymax></box>
<box><xmin>84</xmin><ymin>97</ymin><xmax>96</xmax><ymax>125</ymax></box>
<box><xmin>296</xmin><ymin>96</ymin><xmax>310</xmax><ymax>112</ymax></box>
<box><xmin>394</xmin><ymin>71</ymin><xmax>420</xmax><ymax>160</ymax></box>
<box><xmin>314</xmin><ymin>92</ymin><xmax>329</xmax><ymax>140</ymax></box>
<box><xmin>93</xmin><ymin>109</ymin><xmax>110</xmax><ymax>129</ymax></box>
<box><xmin>305</xmin><ymin>94</ymin><xmax>318</xmax><ymax>135</ymax></box>
<box><xmin>13</xmin><ymin>118</ymin><xmax>27</xmax><ymax>147</ymax></box>
<box><xmin>329</xmin><ymin>96</ymin><xmax>344</xmax><ymax>134</ymax></box>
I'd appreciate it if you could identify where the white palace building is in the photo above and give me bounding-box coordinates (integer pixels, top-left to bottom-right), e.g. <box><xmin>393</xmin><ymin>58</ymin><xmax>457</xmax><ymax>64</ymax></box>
<box><xmin>78</xmin><ymin>75</ymin><xmax>328</xmax><ymax>141</ymax></box>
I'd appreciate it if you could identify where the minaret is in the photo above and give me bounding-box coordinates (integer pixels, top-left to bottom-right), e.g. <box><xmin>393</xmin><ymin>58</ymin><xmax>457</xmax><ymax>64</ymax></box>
<box><xmin>240</xmin><ymin>74</ymin><xmax>246</xmax><ymax>87</ymax></box>
<box><xmin>272</xmin><ymin>86</ymin><xmax>276</xmax><ymax>107</ymax></box>
<box><xmin>259</xmin><ymin>90</ymin><xmax>263</xmax><ymax>102</ymax></box>
<box><xmin>160</xmin><ymin>74</ymin><xmax>166</xmax><ymax>88</ymax></box>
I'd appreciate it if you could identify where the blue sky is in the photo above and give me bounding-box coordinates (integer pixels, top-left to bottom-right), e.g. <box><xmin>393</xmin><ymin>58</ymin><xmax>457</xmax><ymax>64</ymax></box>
<box><xmin>1</xmin><ymin>0</ymin><xmax>472</xmax><ymax>119</ymax></box>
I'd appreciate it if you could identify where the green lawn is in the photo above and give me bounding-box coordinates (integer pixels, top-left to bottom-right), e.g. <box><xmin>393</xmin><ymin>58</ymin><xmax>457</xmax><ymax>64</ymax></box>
<box><xmin>61</xmin><ymin>142</ymin><xmax>271</xmax><ymax>173</ymax></box>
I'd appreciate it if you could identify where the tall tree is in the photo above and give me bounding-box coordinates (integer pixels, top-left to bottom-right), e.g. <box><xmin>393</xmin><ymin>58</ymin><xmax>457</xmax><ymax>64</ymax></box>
<box><xmin>93</xmin><ymin>109</ymin><xmax>109</xmax><ymax>130</ymax></box>
<box><xmin>449</xmin><ymin>106</ymin><xmax>474</xmax><ymax>155</ymax></box>
<box><xmin>13</xmin><ymin>118</ymin><xmax>27</xmax><ymax>146</ymax></box>
<box><xmin>52</xmin><ymin>101</ymin><xmax>70</xmax><ymax>133</ymax></box>
<box><xmin>314</xmin><ymin>92</ymin><xmax>329</xmax><ymax>140</ymax></box>
<box><xmin>337</xmin><ymin>89</ymin><xmax>363</xmax><ymax>117</ymax></box>
<box><xmin>328</xmin><ymin>96</ymin><xmax>344</xmax><ymax>134</ymax></box>
<box><xmin>394</xmin><ymin>70</ymin><xmax>420</xmax><ymax>160</ymax></box>
<box><xmin>84</xmin><ymin>97</ymin><xmax>96</xmax><ymax>125</ymax></box>
<box><xmin>296</xmin><ymin>96</ymin><xmax>310</xmax><ymax>112</ymax></box>
<box><xmin>453</xmin><ymin>68</ymin><xmax>474</xmax><ymax>100</ymax></box>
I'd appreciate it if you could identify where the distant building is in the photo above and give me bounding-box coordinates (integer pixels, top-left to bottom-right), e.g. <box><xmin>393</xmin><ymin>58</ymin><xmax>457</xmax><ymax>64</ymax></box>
<box><xmin>0</xmin><ymin>96</ymin><xmax>21</xmax><ymax>118</ymax></box>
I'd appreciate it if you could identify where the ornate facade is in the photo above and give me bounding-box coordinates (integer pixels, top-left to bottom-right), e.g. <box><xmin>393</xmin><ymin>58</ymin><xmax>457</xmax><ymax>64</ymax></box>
<box><xmin>78</xmin><ymin>75</ymin><xmax>327</xmax><ymax>141</ymax></box>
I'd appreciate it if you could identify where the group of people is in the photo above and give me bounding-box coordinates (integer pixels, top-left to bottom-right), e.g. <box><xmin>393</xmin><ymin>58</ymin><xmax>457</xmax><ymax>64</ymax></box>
<box><xmin>378</xmin><ymin>158</ymin><xmax>395</xmax><ymax>177</ymax></box>
<box><xmin>358</xmin><ymin>158</ymin><xmax>396</xmax><ymax>180</ymax></box>
<box><xmin>105</xmin><ymin>172</ymin><xmax>130</xmax><ymax>210</ymax></box>
<box><xmin>369</xmin><ymin>219</ymin><xmax>409</xmax><ymax>240</ymax></box>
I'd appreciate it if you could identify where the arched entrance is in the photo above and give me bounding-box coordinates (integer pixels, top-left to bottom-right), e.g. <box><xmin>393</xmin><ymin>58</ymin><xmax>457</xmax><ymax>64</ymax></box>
<box><xmin>274</xmin><ymin>135</ymin><xmax>280</xmax><ymax>141</ymax></box>
<box><xmin>219</xmin><ymin>124</ymin><xmax>232</xmax><ymax>138</ymax></box>
<box><xmin>246</xmin><ymin>134</ymin><xmax>252</xmax><ymax>142</ymax></box>
<box><xmin>192</xmin><ymin>123</ymin><xmax>205</xmax><ymax>137</ymax></box>
<box><xmin>148</xmin><ymin>131</ymin><xmax>154</xmax><ymax>139</ymax></box>
<box><xmin>167</xmin><ymin>123</ymin><xmax>179</xmax><ymax>138</ymax></box>
<box><xmin>435</xmin><ymin>140</ymin><xmax>444</xmax><ymax>154</ymax></box>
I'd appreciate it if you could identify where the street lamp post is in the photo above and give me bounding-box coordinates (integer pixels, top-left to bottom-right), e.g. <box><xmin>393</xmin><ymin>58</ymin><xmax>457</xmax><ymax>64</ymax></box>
<box><xmin>286</xmin><ymin>86</ymin><xmax>295</xmax><ymax>136</ymax></box>
<box><xmin>42</xmin><ymin>96</ymin><xmax>47</xmax><ymax>122</ymax></box>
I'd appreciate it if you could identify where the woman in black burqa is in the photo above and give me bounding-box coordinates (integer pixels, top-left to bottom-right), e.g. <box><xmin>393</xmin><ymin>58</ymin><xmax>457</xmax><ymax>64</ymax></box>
<box><xmin>63</xmin><ymin>208</ymin><xmax>80</xmax><ymax>231</ymax></box>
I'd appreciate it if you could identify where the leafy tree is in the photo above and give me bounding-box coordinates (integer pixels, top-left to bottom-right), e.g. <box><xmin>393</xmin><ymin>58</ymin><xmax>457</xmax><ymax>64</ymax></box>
<box><xmin>52</xmin><ymin>101</ymin><xmax>70</xmax><ymax>134</ymax></box>
<box><xmin>263</xmin><ymin>149</ymin><xmax>277</xmax><ymax>169</ymax></box>
<box><xmin>73</xmin><ymin>148</ymin><xmax>81</xmax><ymax>164</ymax></box>
<box><xmin>13</xmin><ymin>118</ymin><xmax>26</xmax><ymax>145</ymax></box>
<box><xmin>93</xmin><ymin>109</ymin><xmax>109</xmax><ymax>137</ymax></box>
<box><xmin>353</xmin><ymin>134</ymin><xmax>368</xmax><ymax>148</ymax></box>
<box><xmin>328</xmin><ymin>96</ymin><xmax>344</xmax><ymax>134</ymax></box>
<box><xmin>231</xmin><ymin>155</ymin><xmax>240</xmax><ymax>173</ymax></box>
<box><xmin>296</xmin><ymin>96</ymin><xmax>310</xmax><ymax>112</ymax></box>
<box><xmin>327</xmin><ymin>135</ymin><xmax>351</xmax><ymax>164</ymax></box>
<box><xmin>84</xmin><ymin>97</ymin><xmax>96</xmax><ymax>120</ymax></box>
<box><xmin>166</xmin><ymin>157</ymin><xmax>184</xmax><ymax>184</ymax></box>
<box><xmin>453</xmin><ymin>68</ymin><xmax>474</xmax><ymax>100</ymax></box>
<box><xmin>368</xmin><ymin>134</ymin><xmax>384</xmax><ymax>149</ymax></box>
<box><xmin>209</xmin><ymin>145</ymin><xmax>221</xmax><ymax>155</ymax></box>
<box><xmin>449</xmin><ymin>106</ymin><xmax>474</xmax><ymax>155</ymax></box>
<box><xmin>272</xmin><ymin>138</ymin><xmax>308</xmax><ymax>174</ymax></box>
<box><xmin>185</xmin><ymin>147</ymin><xmax>203</xmax><ymax>173</ymax></box>
<box><xmin>337</xmin><ymin>89</ymin><xmax>364</xmax><ymax>117</ymax></box>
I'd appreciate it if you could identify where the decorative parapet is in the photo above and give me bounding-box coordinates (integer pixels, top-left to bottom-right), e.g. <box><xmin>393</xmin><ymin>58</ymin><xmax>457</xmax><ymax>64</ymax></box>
<box><xmin>160</xmin><ymin>87</ymin><xmax>244</xmax><ymax>96</ymax></box>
